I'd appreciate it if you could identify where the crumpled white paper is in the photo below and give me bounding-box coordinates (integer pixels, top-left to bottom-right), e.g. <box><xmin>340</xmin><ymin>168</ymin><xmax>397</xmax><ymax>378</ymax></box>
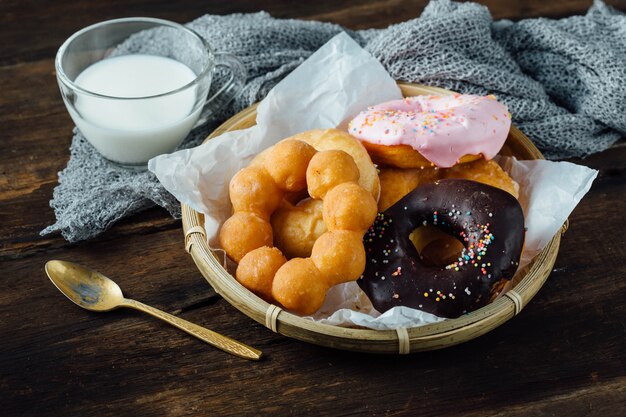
<box><xmin>150</xmin><ymin>32</ymin><xmax>400</xmax><ymax>242</ymax></box>
<box><xmin>149</xmin><ymin>32</ymin><xmax>597</xmax><ymax>330</ymax></box>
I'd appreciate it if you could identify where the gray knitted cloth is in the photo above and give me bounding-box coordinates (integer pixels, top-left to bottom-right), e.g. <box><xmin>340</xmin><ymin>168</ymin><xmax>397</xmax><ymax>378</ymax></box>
<box><xmin>42</xmin><ymin>0</ymin><xmax>626</xmax><ymax>242</ymax></box>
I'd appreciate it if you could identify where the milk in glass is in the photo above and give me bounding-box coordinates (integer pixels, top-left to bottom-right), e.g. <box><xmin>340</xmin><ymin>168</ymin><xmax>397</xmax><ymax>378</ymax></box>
<box><xmin>71</xmin><ymin>54</ymin><xmax>200</xmax><ymax>164</ymax></box>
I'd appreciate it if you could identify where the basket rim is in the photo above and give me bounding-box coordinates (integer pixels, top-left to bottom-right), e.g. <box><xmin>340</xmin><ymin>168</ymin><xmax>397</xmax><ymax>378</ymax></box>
<box><xmin>180</xmin><ymin>82</ymin><xmax>564</xmax><ymax>353</ymax></box>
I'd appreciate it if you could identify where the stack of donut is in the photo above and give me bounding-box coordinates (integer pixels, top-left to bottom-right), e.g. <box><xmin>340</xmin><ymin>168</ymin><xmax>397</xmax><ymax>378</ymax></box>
<box><xmin>349</xmin><ymin>94</ymin><xmax>521</xmax><ymax>266</ymax></box>
<box><xmin>349</xmin><ymin>94</ymin><xmax>525</xmax><ymax>317</ymax></box>
<box><xmin>218</xmin><ymin>93</ymin><xmax>526</xmax><ymax>319</ymax></box>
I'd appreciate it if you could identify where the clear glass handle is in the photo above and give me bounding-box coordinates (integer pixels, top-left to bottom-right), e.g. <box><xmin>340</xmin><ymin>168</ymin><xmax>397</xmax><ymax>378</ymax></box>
<box><xmin>194</xmin><ymin>52</ymin><xmax>247</xmax><ymax>128</ymax></box>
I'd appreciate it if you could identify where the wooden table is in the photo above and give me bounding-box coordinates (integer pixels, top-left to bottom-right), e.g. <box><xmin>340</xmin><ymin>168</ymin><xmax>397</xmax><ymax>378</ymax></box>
<box><xmin>2</xmin><ymin>1</ymin><xmax>625</xmax><ymax>415</ymax></box>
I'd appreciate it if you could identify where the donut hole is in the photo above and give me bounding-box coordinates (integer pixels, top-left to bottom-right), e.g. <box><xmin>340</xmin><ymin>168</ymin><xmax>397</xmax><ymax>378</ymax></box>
<box><xmin>271</xmin><ymin>198</ymin><xmax>326</xmax><ymax>259</ymax></box>
<box><xmin>409</xmin><ymin>225</ymin><xmax>464</xmax><ymax>267</ymax></box>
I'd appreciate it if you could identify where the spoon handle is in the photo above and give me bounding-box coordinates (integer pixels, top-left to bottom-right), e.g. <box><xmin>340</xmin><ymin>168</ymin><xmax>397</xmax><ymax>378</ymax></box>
<box><xmin>122</xmin><ymin>298</ymin><xmax>262</xmax><ymax>361</ymax></box>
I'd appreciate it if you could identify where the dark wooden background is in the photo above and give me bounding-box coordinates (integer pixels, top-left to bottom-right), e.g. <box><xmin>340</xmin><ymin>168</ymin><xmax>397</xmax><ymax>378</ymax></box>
<box><xmin>2</xmin><ymin>1</ymin><xmax>625</xmax><ymax>416</ymax></box>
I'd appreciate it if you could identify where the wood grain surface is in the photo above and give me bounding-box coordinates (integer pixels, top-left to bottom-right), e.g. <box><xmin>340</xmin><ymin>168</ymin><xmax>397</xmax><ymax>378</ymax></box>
<box><xmin>1</xmin><ymin>1</ymin><xmax>625</xmax><ymax>416</ymax></box>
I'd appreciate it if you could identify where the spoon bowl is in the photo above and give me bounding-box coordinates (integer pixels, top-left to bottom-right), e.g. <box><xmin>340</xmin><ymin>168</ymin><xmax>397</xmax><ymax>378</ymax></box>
<box><xmin>45</xmin><ymin>260</ymin><xmax>262</xmax><ymax>360</ymax></box>
<box><xmin>46</xmin><ymin>260</ymin><xmax>124</xmax><ymax>311</ymax></box>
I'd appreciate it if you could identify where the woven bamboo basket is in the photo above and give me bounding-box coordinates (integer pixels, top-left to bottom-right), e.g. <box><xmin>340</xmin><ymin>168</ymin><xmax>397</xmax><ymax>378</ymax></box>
<box><xmin>181</xmin><ymin>82</ymin><xmax>566</xmax><ymax>354</ymax></box>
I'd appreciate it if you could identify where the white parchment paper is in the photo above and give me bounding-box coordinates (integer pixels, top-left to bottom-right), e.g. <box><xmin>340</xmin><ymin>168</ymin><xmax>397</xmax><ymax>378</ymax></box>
<box><xmin>149</xmin><ymin>32</ymin><xmax>597</xmax><ymax>330</ymax></box>
<box><xmin>150</xmin><ymin>32</ymin><xmax>400</xmax><ymax>242</ymax></box>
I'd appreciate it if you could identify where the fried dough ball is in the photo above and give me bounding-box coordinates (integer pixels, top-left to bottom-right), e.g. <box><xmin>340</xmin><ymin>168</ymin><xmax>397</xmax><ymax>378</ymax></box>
<box><xmin>271</xmin><ymin>198</ymin><xmax>326</xmax><ymax>259</ymax></box>
<box><xmin>378</xmin><ymin>166</ymin><xmax>442</xmax><ymax>211</ymax></box>
<box><xmin>272</xmin><ymin>258</ymin><xmax>328</xmax><ymax>315</ymax></box>
<box><xmin>295</xmin><ymin>129</ymin><xmax>380</xmax><ymax>200</ymax></box>
<box><xmin>236</xmin><ymin>247</ymin><xmax>287</xmax><ymax>301</ymax></box>
<box><xmin>229</xmin><ymin>166</ymin><xmax>283</xmax><ymax>218</ymax></box>
<box><xmin>306</xmin><ymin>150</ymin><xmax>360</xmax><ymax>199</ymax></box>
<box><xmin>442</xmin><ymin>158</ymin><xmax>519</xmax><ymax>198</ymax></box>
<box><xmin>265</xmin><ymin>139</ymin><xmax>316</xmax><ymax>192</ymax></box>
<box><xmin>323</xmin><ymin>182</ymin><xmax>377</xmax><ymax>231</ymax></box>
<box><xmin>219</xmin><ymin>212</ymin><xmax>273</xmax><ymax>263</ymax></box>
<box><xmin>311</xmin><ymin>231</ymin><xmax>366</xmax><ymax>285</ymax></box>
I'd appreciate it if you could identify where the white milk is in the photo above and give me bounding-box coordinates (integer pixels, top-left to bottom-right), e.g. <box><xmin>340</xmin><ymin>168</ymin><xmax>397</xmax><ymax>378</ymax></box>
<box><xmin>70</xmin><ymin>54</ymin><xmax>200</xmax><ymax>165</ymax></box>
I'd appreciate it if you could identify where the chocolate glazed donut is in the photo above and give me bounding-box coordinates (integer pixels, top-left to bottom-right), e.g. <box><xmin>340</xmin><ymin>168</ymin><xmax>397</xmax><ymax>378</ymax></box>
<box><xmin>358</xmin><ymin>179</ymin><xmax>525</xmax><ymax>318</ymax></box>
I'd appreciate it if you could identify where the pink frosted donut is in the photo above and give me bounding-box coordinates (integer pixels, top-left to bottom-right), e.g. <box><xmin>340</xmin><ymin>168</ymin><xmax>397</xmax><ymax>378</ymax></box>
<box><xmin>348</xmin><ymin>94</ymin><xmax>511</xmax><ymax>168</ymax></box>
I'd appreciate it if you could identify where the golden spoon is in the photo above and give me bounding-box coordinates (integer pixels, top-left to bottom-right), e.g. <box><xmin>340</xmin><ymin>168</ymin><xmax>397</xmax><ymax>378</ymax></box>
<box><xmin>45</xmin><ymin>260</ymin><xmax>262</xmax><ymax>361</ymax></box>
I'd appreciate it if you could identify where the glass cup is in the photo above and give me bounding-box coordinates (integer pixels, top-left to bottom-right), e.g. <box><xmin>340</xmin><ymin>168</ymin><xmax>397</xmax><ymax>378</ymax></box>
<box><xmin>55</xmin><ymin>17</ymin><xmax>246</xmax><ymax>167</ymax></box>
